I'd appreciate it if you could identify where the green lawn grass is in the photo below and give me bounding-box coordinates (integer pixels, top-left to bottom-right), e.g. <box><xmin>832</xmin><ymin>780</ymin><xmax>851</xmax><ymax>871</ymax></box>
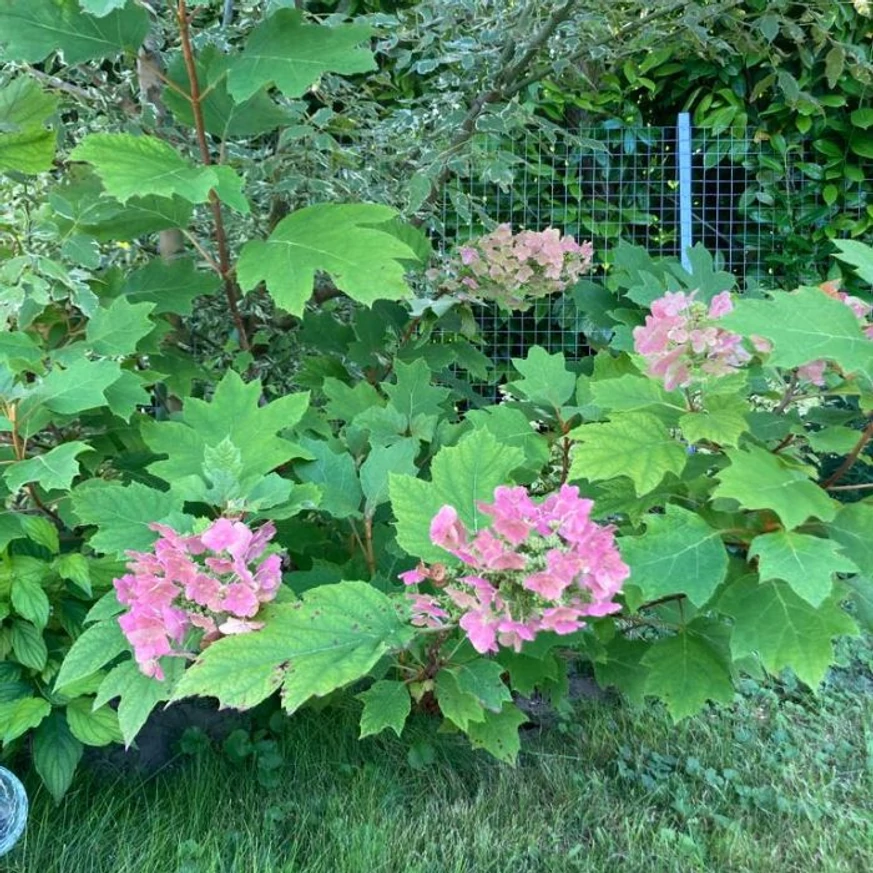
<box><xmin>6</xmin><ymin>638</ymin><xmax>872</xmax><ymax>873</ymax></box>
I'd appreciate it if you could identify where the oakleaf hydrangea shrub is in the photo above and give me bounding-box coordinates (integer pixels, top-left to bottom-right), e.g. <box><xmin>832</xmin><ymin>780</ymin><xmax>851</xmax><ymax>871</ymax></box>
<box><xmin>433</xmin><ymin>224</ymin><xmax>593</xmax><ymax>310</ymax></box>
<box><xmin>115</xmin><ymin>518</ymin><xmax>283</xmax><ymax>679</ymax></box>
<box><xmin>401</xmin><ymin>485</ymin><xmax>629</xmax><ymax>653</ymax></box>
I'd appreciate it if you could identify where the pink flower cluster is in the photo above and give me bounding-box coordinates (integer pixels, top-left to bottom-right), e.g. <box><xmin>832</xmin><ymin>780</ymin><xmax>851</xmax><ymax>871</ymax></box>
<box><xmin>633</xmin><ymin>290</ymin><xmax>751</xmax><ymax>391</ymax></box>
<box><xmin>115</xmin><ymin>518</ymin><xmax>283</xmax><ymax>679</ymax></box>
<box><xmin>753</xmin><ymin>281</ymin><xmax>873</xmax><ymax>386</ymax></box>
<box><xmin>436</xmin><ymin>224</ymin><xmax>593</xmax><ymax>310</ymax></box>
<box><xmin>400</xmin><ymin>485</ymin><xmax>629</xmax><ymax>654</ymax></box>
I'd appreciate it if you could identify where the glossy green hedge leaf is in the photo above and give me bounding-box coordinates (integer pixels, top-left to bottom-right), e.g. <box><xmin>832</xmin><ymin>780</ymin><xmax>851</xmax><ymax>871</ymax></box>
<box><xmin>18</xmin><ymin>517</ymin><xmax>58</xmax><ymax>554</ymax></box>
<box><xmin>569</xmin><ymin>412</ymin><xmax>687</xmax><ymax>496</ymax></box>
<box><xmin>641</xmin><ymin>622</ymin><xmax>734</xmax><ymax>720</ymax></box>
<box><xmin>11</xmin><ymin>618</ymin><xmax>47</xmax><ymax>670</ymax></box>
<box><xmin>360</xmin><ymin>440</ymin><xmax>418</xmax><ymax>517</ymax></box>
<box><xmin>70</xmin><ymin>480</ymin><xmax>184</xmax><ymax>555</ymax></box>
<box><xmin>55</xmin><ymin>619</ymin><xmax>128</xmax><ymax>690</ymax></box>
<box><xmin>94</xmin><ymin>657</ymin><xmax>183</xmax><ymax>747</ymax></box>
<box><xmin>172</xmin><ymin>582</ymin><xmax>414</xmax><ymax>713</ymax></box>
<box><xmin>749</xmin><ymin>530</ymin><xmax>858</xmax><ymax>607</ymax></box>
<box><xmin>11</xmin><ymin>572</ymin><xmax>50</xmax><ymax>630</ymax></box>
<box><xmin>0</xmin><ymin>0</ymin><xmax>148</xmax><ymax>63</ymax></box>
<box><xmin>143</xmin><ymin>370</ymin><xmax>310</xmax><ymax>488</ymax></box>
<box><xmin>357</xmin><ymin>680</ymin><xmax>411</xmax><ymax>739</ymax></box>
<box><xmin>85</xmin><ymin>297</ymin><xmax>155</xmax><ymax>355</ymax></box>
<box><xmin>0</xmin><ymin>76</ymin><xmax>57</xmax><ymax>173</ymax></box>
<box><xmin>434</xmin><ymin>670</ymin><xmax>486</xmax><ymax>732</ymax></box>
<box><xmin>165</xmin><ymin>46</ymin><xmax>293</xmax><ymax>139</ymax></box>
<box><xmin>506</xmin><ymin>346</ymin><xmax>576</xmax><ymax>411</ymax></box>
<box><xmin>121</xmin><ymin>258</ymin><xmax>221</xmax><ymax>316</ymax></box>
<box><xmin>66</xmin><ymin>697</ymin><xmax>123</xmax><ymax>746</ymax></box>
<box><xmin>620</xmin><ymin>504</ymin><xmax>728</xmax><ymax>608</ymax></box>
<box><xmin>70</xmin><ymin>134</ymin><xmax>249</xmax><ymax>212</ymax></box>
<box><xmin>4</xmin><ymin>440</ymin><xmax>92</xmax><ymax>493</ymax></box>
<box><xmin>679</xmin><ymin>393</ymin><xmax>750</xmax><ymax>448</ymax></box>
<box><xmin>237</xmin><ymin>204</ymin><xmax>418</xmax><ymax>316</ymax></box>
<box><xmin>714</xmin><ymin>446</ymin><xmax>837</xmax><ymax>530</ymax></box>
<box><xmin>390</xmin><ymin>430</ymin><xmax>524</xmax><ymax>563</ymax></box>
<box><xmin>0</xmin><ymin>696</ymin><xmax>51</xmax><ymax>743</ymax></box>
<box><xmin>464</xmin><ymin>703</ymin><xmax>527</xmax><ymax>764</ymax></box>
<box><xmin>55</xmin><ymin>552</ymin><xmax>91</xmax><ymax>595</ymax></box>
<box><xmin>227</xmin><ymin>9</ymin><xmax>376</xmax><ymax>102</ymax></box>
<box><xmin>718</xmin><ymin>577</ymin><xmax>858</xmax><ymax>687</ymax></box>
<box><xmin>828</xmin><ymin>501</ymin><xmax>873</xmax><ymax>577</ymax></box>
<box><xmin>32</xmin><ymin>711</ymin><xmax>83</xmax><ymax>802</ymax></box>
<box><xmin>720</xmin><ymin>286</ymin><xmax>873</xmax><ymax>384</ymax></box>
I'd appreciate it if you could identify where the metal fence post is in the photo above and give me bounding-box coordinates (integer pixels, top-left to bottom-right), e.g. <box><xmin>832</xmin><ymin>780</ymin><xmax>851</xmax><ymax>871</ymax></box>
<box><xmin>677</xmin><ymin>112</ymin><xmax>693</xmax><ymax>271</ymax></box>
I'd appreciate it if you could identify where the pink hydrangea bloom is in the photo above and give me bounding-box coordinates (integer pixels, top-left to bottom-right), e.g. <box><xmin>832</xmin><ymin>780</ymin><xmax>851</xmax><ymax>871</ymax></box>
<box><xmin>114</xmin><ymin>518</ymin><xmax>284</xmax><ymax>678</ymax></box>
<box><xmin>403</xmin><ymin>484</ymin><xmax>629</xmax><ymax>654</ymax></box>
<box><xmin>633</xmin><ymin>290</ymin><xmax>750</xmax><ymax>391</ymax></box>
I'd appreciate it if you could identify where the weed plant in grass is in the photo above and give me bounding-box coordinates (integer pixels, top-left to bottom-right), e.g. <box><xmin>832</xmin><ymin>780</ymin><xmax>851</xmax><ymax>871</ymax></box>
<box><xmin>6</xmin><ymin>636</ymin><xmax>872</xmax><ymax>873</ymax></box>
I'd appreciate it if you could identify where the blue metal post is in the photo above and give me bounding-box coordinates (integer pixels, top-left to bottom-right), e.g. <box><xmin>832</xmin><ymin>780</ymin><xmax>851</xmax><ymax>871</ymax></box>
<box><xmin>677</xmin><ymin>112</ymin><xmax>693</xmax><ymax>271</ymax></box>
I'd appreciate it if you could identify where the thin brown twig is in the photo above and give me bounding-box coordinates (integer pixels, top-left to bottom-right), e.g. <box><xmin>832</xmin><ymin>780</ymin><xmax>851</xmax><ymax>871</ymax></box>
<box><xmin>821</xmin><ymin>418</ymin><xmax>873</xmax><ymax>489</ymax></box>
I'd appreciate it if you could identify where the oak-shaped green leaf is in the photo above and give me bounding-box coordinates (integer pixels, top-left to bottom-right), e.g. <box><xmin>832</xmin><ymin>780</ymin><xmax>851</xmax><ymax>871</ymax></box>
<box><xmin>296</xmin><ymin>439</ymin><xmax>359</xmax><ymax>519</ymax></box>
<box><xmin>32</xmin><ymin>711</ymin><xmax>83</xmax><ymax>802</ymax></box>
<box><xmin>0</xmin><ymin>0</ymin><xmax>148</xmax><ymax>64</ymax></box>
<box><xmin>27</xmin><ymin>358</ymin><xmax>121</xmax><ymax>416</ymax></box>
<box><xmin>641</xmin><ymin>622</ymin><xmax>734</xmax><ymax>720</ymax></box>
<box><xmin>589</xmin><ymin>372</ymin><xmax>683</xmax><ymax>418</ymax></box>
<box><xmin>464</xmin><ymin>703</ymin><xmax>527</xmax><ymax>765</ymax></box>
<box><xmin>679</xmin><ymin>393</ymin><xmax>750</xmax><ymax>448</ymax></box>
<box><xmin>55</xmin><ymin>619</ymin><xmax>128</xmax><ymax>690</ymax></box>
<box><xmin>360</xmin><ymin>440</ymin><xmax>418</xmax><ymax>517</ymax></box>
<box><xmin>227</xmin><ymin>9</ymin><xmax>376</xmax><ymax>102</ymax></box>
<box><xmin>237</xmin><ymin>204</ymin><xmax>418</xmax><ymax>316</ymax></box>
<box><xmin>357</xmin><ymin>680</ymin><xmax>411</xmax><ymax>739</ymax></box>
<box><xmin>720</xmin><ymin>286</ymin><xmax>873</xmax><ymax>384</ymax></box>
<box><xmin>506</xmin><ymin>346</ymin><xmax>576</xmax><ymax>411</ymax></box>
<box><xmin>847</xmin><ymin>576</ymin><xmax>873</xmax><ymax>632</ymax></box>
<box><xmin>569</xmin><ymin>412</ymin><xmax>687</xmax><ymax>496</ymax></box>
<box><xmin>4</xmin><ymin>441</ymin><xmax>92</xmax><ymax>493</ymax></box>
<box><xmin>831</xmin><ymin>239</ymin><xmax>873</xmax><ymax>285</ymax></box>
<box><xmin>463</xmin><ymin>405</ymin><xmax>550</xmax><ymax>479</ymax></box>
<box><xmin>165</xmin><ymin>46</ymin><xmax>294</xmax><ymax>139</ymax></box>
<box><xmin>70</xmin><ymin>480</ymin><xmax>184</xmax><ymax>555</ymax></box>
<box><xmin>0</xmin><ymin>76</ymin><xmax>57</xmax><ymax>173</ymax></box>
<box><xmin>85</xmin><ymin>297</ymin><xmax>155</xmax><ymax>355</ymax></box>
<box><xmin>383</xmin><ymin>359</ymin><xmax>451</xmax><ymax>427</ymax></box>
<box><xmin>65</xmin><ymin>697</ymin><xmax>123</xmax><ymax>746</ymax></box>
<box><xmin>78</xmin><ymin>0</ymin><xmax>128</xmax><ymax>15</ymax></box>
<box><xmin>434</xmin><ymin>670</ymin><xmax>486</xmax><ymax>732</ymax></box>
<box><xmin>121</xmin><ymin>257</ymin><xmax>221</xmax><ymax>316</ymax></box>
<box><xmin>389</xmin><ymin>430</ymin><xmax>524</xmax><ymax>563</ymax></box>
<box><xmin>749</xmin><ymin>530</ymin><xmax>858</xmax><ymax>607</ymax></box>
<box><xmin>592</xmin><ymin>637</ymin><xmax>650</xmax><ymax>707</ymax></box>
<box><xmin>718</xmin><ymin>576</ymin><xmax>858</xmax><ymax>687</ymax></box>
<box><xmin>620</xmin><ymin>504</ymin><xmax>728</xmax><ymax>608</ymax></box>
<box><xmin>94</xmin><ymin>657</ymin><xmax>183</xmax><ymax>747</ymax></box>
<box><xmin>70</xmin><ymin>134</ymin><xmax>248</xmax><ymax>212</ymax></box>
<box><xmin>172</xmin><ymin>582</ymin><xmax>414</xmax><ymax>713</ymax></box>
<box><xmin>714</xmin><ymin>446</ymin><xmax>837</xmax><ymax>530</ymax></box>
<box><xmin>104</xmin><ymin>370</ymin><xmax>151</xmax><ymax>422</ymax></box>
<box><xmin>827</xmin><ymin>501</ymin><xmax>873</xmax><ymax>577</ymax></box>
<box><xmin>451</xmin><ymin>659</ymin><xmax>512</xmax><ymax>713</ymax></box>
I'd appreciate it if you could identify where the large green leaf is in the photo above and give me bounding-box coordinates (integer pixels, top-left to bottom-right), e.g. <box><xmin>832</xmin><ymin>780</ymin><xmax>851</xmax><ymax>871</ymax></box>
<box><xmin>718</xmin><ymin>577</ymin><xmax>858</xmax><ymax>687</ymax></box>
<box><xmin>70</xmin><ymin>134</ymin><xmax>249</xmax><ymax>213</ymax></box>
<box><xmin>389</xmin><ymin>430</ymin><xmax>524</xmax><ymax>563</ymax></box>
<box><xmin>11</xmin><ymin>572</ymin><xmax>50</xmax><ymax>630</ymax></box>
<box><xmin>85</xmin><ymin>297</ymin><xmax>155</xmax><ymax>355</ymax></box>
<box><xmin>714</xmin><ymin>446</ymin><xmax>837</xmax><ymax>530</ymax></box>
<box><xmin>720</xmin><ymin>286</ymin><xmax>873</xmax><ymax>384</ymax></box>
<box><xmin>70</xmin><ymin>480</ymin><xmax>184</xmax><ymax>555</ymax></box>
<box><xmin>679</xmin><ymin>393</ymin><xmax>750</xmax><ymax>448</ymax></box>
<box><xmin>434</xmin><ymin>670</ymin><xmax>486</xmax><ymax>732</ymax></box>
<box><xmin>357</xmin><ymin>680</ymin><xmax>411</xmax><ymax>739</ymax></box>
<box><xmin>831</xmin><ymin>239</ymin><xmax>873</xmax><ymax>285</ymax></box>
<box><xmin>120</xmin><ymin>258</ymin><xmax>221</xmax><ymax>316</ymax></box>
<box><xmin>0</xmin><ymin>0</ymin><xmax>148</xmax><ymax>63</ymax></box>
<box><xmin>641</xmin><ymin>621</ymin><xmax>735</xmax><ymax>720</ymax></box>
<box><xmin>55</xmin><ymin>619</ymin><xmax>129</xmax><ymax>690</ymax></box>
<box><xmin>383</xmin><ymin>359</ymin><xmax>451</xmax><ymax>429</ymax></box>
<box><xmin>506</xmin><ymin>346</ymin><xmax>576</xmax><ymax>411</ymax></box>
<box><xmin>65</xmin><ymin>697</ymin><xmax>123</xmax><ymax>746</ymax></box>
<box><xmin>619</xmin><ymin>504</ymin><xmax>728</xmax><ymax>608</ymax></box>
<box><xmin>25</xmin><ymin>358</ymin><xmax>121</xmax><ymax>416</ymax></box>
<box><xmin>296</xmin><ymin>439</ymin><xmax>360</xmax><ymax>519</ymax></box>
<box><xmin>4</xmin><ymin>440</ymin><xmax>92</xmax><ymax>493</ymax></box>
<box><xmin>360</xmin><ymin>440</ymin><xmax>418</xmax><ymax>517</ymax></box>
<box><xmin>464</xmin><ymin>703</ymin><xmax>527</xmax><ymax>765</ymax></box>
<box><xmin>11</xmin><ymin>619</ymin><xmax>47</xmax><ymax>670</ymax></box>
<box><xmin>827</xmin><ymin>501</ymin><xmax>873</xmax><ymax>576</ymax></box>
<box><xmin>32</xmin><ymin>711</ymin><xmax>84</xmax><ymax>802</ymax></box>
<box><xmin>236</xmin><ymin>204</ymin><xmax>419</xmax><ymax>316</ymax></box>
<box><xmin>0</xmin><ymin>696</ymin><xmax>51</xmax><ymax>743</ymax></box>
<box><xmin>227</xmin><ymin>9</ymin><xmax>376</xmax><ymax>102</ymax></box>
<box><xmin>569</xmin><ymin>412</ymin><xmax>687</xmax><ymax>496</ymax></box>
<box><xmin>0</xmin><ymin>76</ymin><xmax>57</xmax><ymax>173</ymax></box>
<box><xmin>172</xmin><ymin>582</ymin><xmax>414</xmax><ymax>712</ymax></box>
<box><xmin>588</xmin><ymin>372</ymin><xmax>683</xmax><ymax>418</ymax></box>
<box><xmin>164</xmin><ymin>46</ymin><xmax>293</xmax><ymax>139</ymax></box>
<box><xmin>749</xmin><ymin>530</ymin><xmax>858</xmax><ymax>607</ymax></box>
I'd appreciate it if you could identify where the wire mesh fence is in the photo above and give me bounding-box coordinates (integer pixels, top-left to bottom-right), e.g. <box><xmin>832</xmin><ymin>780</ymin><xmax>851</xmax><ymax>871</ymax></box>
<box><xmin>435</xmin><ymin>119</ymin><xmax>873</xmax><ymax>394</ymax></box>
